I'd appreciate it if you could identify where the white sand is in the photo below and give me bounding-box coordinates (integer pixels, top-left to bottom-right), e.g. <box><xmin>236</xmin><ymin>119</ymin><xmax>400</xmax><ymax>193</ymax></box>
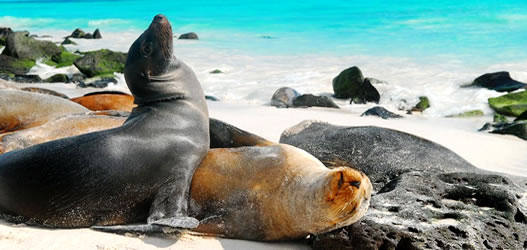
<box><xmin>1</xmin><ymin>84</ymin><xmax>526</xmax><ymax>249</ymax></box>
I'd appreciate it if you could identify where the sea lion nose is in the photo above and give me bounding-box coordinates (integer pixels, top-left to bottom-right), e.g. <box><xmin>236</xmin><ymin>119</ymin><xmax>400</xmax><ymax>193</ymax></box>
<box><xmin>153</xmin><ymin>14</ymin><xmax>167</xmax><ymax>24</ymax></box>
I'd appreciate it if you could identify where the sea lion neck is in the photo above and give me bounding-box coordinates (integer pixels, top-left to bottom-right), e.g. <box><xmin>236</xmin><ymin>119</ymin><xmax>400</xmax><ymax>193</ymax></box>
<box><xmin>125</xmin><ymin>14</ymin><xmax>183</xmax><ymax>105</ymax></box>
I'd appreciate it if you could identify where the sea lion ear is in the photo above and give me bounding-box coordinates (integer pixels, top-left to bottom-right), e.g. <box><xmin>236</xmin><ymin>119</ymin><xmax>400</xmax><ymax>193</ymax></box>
<box><xmin>141</xmin><ymin>41</ymin><xmax>153</xmax><ymax>57</ymax></box>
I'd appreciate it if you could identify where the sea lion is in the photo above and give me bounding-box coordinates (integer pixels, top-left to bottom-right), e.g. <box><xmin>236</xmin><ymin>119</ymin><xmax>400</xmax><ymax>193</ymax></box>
<box><xmin>189</xmin><ymin>144</ymin><xmax>372</xmax><ymax>240</ymax></box>
<box><xmin>71</xmin><ymin>91</ymin><xmax>135</xmax><ymax>112</ymax></box>
<box><xmin>0</xmin><ymin>89</ymin><xmax>88</xmax><ymax>133</ymax></box>
<box><xmin>0</xmin><ymin>110</ymin><xmax>372</xmax><ymax>240</ymax></box>
<box><xmin>20</xmin><ymin>87</ymin><xmax>69</xmax><ymax>99</ymax></box>
<box><xmin>0</xmin><ymin>113</ymin><xmax>126</xmax><ymax>154</ymax></box>
<box><xmin>0</xmin><ymin>14</ymin><xmax>209</xmax><ymax>229</ymax></box>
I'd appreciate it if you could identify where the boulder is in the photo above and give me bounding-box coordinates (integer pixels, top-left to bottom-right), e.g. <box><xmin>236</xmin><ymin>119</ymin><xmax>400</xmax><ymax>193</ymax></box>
<box><xmin>92</xmin><ymin>29</ymin><xmax>102</xmax><ymax>39</ymax></box>
<box><xmin>178</xmin><ymin>32</ymin><xmax>199</xmax><ymax>40</ymax></box>
<box><xmin>69</xmin><ymin>28</ymin><xmax>93</xmax><ymax>39</ymax></box>
<box><xmin>46</xmin><ymin>48</ymin><xmax>81</xmax><ymax>68</ymax></box>
<box><xmin>488</xmin><ymin>90</ymin><xmax>527</xmax><ymax>117</ymax></box>
<box><xmin>411</xmin><ymin>96</ymin><xmax>430</xmax><ymax>112</ymax></box>
<box><xmin>0</xmin><ymin>54</ymin><xmax>35</xmax><ymax>75</ymax></box>
<box><xmin>491</xmin><ymin>121</ymin><xmax>527</xmax><ymax>140</ymax></box>
<box><xmin>332</xmin><ymin>66</ymin><xmax>364</xmax><ymax>99</ymax></box>
<box><xmin>350</xmin><ymin>78</ymin><xmax>381</xmax><ymax>104</ymax></box>
<box><xmin>280</xmin><ymin>121</ymin><xmax>527</xmax><ymax>250</ymax></box>
<box><xmin>446</xmin><ymin>110</ymin><xmax>484</xmax><ymax>118</ymax></box>
<box><xmin>69</xmin><ymin>73</ymin><xmax>85</xmax><ymax>83</ymax></box>
<box><xmin>44</xmin><ymin>73</ymin><xmax>69</xmax><ymax>83</ymax></box>
<box><xmin>270</xmin><ymin>87</ymin><xmax>300</xmax><ymax>108</ymax></box>
<box><xmin>472</xmin><ymin>71</ymin><xmax>526</xmax><ymax>92</ymax></box>
<box><xmin>73</xmin><ymin>49</ymin><xmax>126</xmax><ymax>77</ymax></box>
<box><xmin>1</xmin><ymin>32</ymin><xmax>61</xmax><ymax>61</ymax></box>
<box><xmin>292</xmin><ymin>94</ymin><xmax>339</xmax><ymax>108</ymax></box>
<box><xmin>361</xmin><ymin>106</ymin><xmax>402</xmax><ymax>119</ymax></box>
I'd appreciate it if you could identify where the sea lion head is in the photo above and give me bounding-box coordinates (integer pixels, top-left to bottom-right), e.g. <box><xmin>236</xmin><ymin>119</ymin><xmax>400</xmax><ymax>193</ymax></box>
<box><xmin>125</xmin><ymin>14</ymin><xmax>180</xmax><ymax>104</ymax></box>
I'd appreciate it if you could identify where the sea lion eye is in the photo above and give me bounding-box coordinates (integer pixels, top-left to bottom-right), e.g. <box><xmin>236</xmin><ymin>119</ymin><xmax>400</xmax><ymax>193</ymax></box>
<box><xmin>141</xmin><ymin>42</ymin><xmax>153</xmax><ymax>56</ymax></box>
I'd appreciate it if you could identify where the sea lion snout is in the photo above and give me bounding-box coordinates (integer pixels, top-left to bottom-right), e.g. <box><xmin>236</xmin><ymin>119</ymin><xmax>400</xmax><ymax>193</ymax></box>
<box><xmin>152</xmin><ymin>14</ymin><xmax>168</xmax><ymax>24</ymax></box>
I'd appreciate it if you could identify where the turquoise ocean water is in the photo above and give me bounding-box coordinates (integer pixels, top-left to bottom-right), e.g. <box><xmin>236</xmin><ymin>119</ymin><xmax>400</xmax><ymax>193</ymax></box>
<box><xmin>1</xmin><ymin>0</ymin><xmax>527</xmax><ymax>65</ymax></box>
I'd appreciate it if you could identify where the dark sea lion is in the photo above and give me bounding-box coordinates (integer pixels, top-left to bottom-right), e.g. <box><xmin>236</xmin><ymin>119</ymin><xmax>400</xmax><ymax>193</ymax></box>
<box><xmin>0</xmin><ymin>14</ymin><xmax>209</xmax><ymax>229</ymax></box>
<box><xmin>71</xmin><ymin>91</ymin><xmax>135</xmax><ymax>112</ymax></box>
<box><xmin>0</xmin><ymin>89</ymin><xmax>88</xmax><ymax>133</ymax></box>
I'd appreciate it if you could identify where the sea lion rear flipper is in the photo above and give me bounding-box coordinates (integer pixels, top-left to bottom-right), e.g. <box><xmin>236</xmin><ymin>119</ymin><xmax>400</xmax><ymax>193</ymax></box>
<box><xmin>91</xmin><ymin>224</ymin><xmax>180</xmax><ymax>235</ymax></box>
<box><xmin>209</xmin><ymin>118</ymin><xmax>274</xmax><ymax>148</ymax></box>
<box><xmin>150</xmin><ymin>216</ymin><xmax>199</xmax><ymax>229</ymax></box>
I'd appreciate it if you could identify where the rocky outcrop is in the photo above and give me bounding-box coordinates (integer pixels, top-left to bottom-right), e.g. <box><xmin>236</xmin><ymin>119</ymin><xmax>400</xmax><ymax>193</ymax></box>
<box><xmin>472</xmin><ymin>71</ymin><xmax>526</xmax><ymax>92</ymax></box>
<box><xmin>92</xmin><ymin>29</ymin><xmax>102</xmax><ymax>39</ymax></box>
<box><xmin>270</xmin><ymin>87</ymin><xmax>300</xmax><ymax>108</ymax></box>
<box><xmin>0</xmin><ymin>54</ymin><xmax>35</xmax><ymax>75</ymax></box>
<box><xmin>361</xmin><ymin>106</ymin><xmax>402</xmax><ymax>119</ymax></box>
<box><xmin>1</xmin><ymin>32</ymin><xmax>61</xmax><ymax>61</ymax></box>
<box><xmin>68</xmin><ymin>28</ymin><xmax>102</xmax><ymax>39</ymax></box>
<box><xmin>178</xmin><ymin>32</ymin><xmax>199</xmax><ymax>40</ymax></box>
<box><xmin>73</xmin><ymin>49</ymin><xmax>126</xmax><ymax>77</ymax></box>
<box><xmin>292</xmin><ymin>94</ymin><xmax>339</xmax><ymax>108</ymax></box>
<box><xmin>488</xmin><ymin>90</ymin><xmax>527</xmax><ymax>117</ymax></box>
<box><xmin>332</xmin><ymin>66</ymin><xmax>380</xmax><ymax>104</ymax></box>
<box><xmin>280</xmin><ymin>121</ymin><xmax>527</xmax><ymax>250</ymax></box>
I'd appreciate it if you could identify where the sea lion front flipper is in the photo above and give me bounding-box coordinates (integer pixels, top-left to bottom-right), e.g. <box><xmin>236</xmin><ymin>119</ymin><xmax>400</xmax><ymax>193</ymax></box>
<box><xmin>150</xmin><ymin>216</ymin><xmax>199</xmax><ymax>229</ymax></box>
<box><xmin>209</xmin><ymin>118</ymin><xmax>274</xmax><ymax>148</ymax></box>
<box><xmin>91</xmin><ymin>224</ymin><xmax>180</xmax><ymax>235</ymax></box>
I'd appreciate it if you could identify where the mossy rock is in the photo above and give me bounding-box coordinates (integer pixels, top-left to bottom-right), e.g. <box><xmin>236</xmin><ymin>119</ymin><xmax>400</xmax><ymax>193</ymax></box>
<box><xmin>210</xmin><ymin>69</ymin><xmax>223</xmax><ymax>74</ymax></box>
<box><xmin>488</xmin><ymin>90</ymin><xmax>527</xmax><ymax>117</ymax></box>
<box><xmin>53</xmin><ymin>48</ymin><xmax>81</xmax><ymax>68</ymax></box>
<box><xmin>493</xmin><ymin>113</ymin><xmax>508</xmax><ymax>123</ymax></box>
<box><xmin>491</xmin><ymin>121</ymin><xmax>527</xmax><ymax>140</ymax></box>
<box><xmin>446</xmin><ymin>110</ymin><xmax>484</xmax><ymax>118</ymax></box>
<box><xmin>412</xmin><ymin>96</ymin><xmax>430</xmax><ymax>112</ymax></box>
<box><xmin>1</xmin><ymin>31</ymin><xmax>61</xmax><ymax>61</ymax></box>
<box><xmin>73</xmin><ymin>49</ymin><xmax>127</xmax><ymax>77</ymax></box>
<box><xmin>45</xmin><ymin>73</ymin><xmax>69</xmax><ymax>83</ymax></box>
<box><xmin>0</xmin><ymin>54</ymin><xmax>35</xmax><ymax>75</ymax></box>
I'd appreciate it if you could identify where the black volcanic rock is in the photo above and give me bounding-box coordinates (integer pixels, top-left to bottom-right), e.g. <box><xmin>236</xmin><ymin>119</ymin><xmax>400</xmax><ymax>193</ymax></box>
<box><xmin>280</xmin><ymin>121</ymin><xmax>527</xmax><ymax>250</ymax></box>
<box><xmin>292</xmin><ymin>94</ymin><xmax>339</xmax><ymax>108</ymax></box>
<box><xmin>472</xmin><ymin>71</ymin><xmax>526</xmax><ymax>92</ymax></box>
<box><xmin>92</xmin><ymin>29</ymin><xmax>102</xmax><ymax>39</ymax></box>
<box><xmin>178</xmin><ymin>32</ymin><xmax>199</xmax><ymax>40</ymax></box>
<box><xmin>361</xmin><ymin>106</ymin><xmax>402</xmax><ymax>119</ymax></box>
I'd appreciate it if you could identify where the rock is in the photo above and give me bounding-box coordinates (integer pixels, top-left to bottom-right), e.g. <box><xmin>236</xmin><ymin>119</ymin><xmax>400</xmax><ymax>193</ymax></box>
<box><xmin>364</xmin><ymin>77</ymin><xmax>388</xmax><ymax>85</ymax></box>
<box><xmin>270</xmin><ymin>87</ymin><xmax>300</xmax><ymax>108</ymax></box>
<box><xmin>0</xmin><ymin>54</ymin><xmax>35</xmax><ymax>75</ymax></box>
<box><xmin>92</xmin><ymin>29</ymin><xmax>102</xmax><ymax>39</ymax></box>
<box><xmin>48</xmin><ymin>48</ymin><xmax>81</xmax><ymax>68</ymax></box>
<box><xmin>69</xmin><ymin>73</ymin><xmax>85</xmax><ymax>83</ymax></box>
<box><xmin>69</xmin><ymin>28</ymin><xmax>94</xmax><ymax>39</ymax></box>
<box><xmin>61</xmin><ymin>37</ymin><xmax>77</xmax><ymax>45</ymax></box>
<box><xmin>77</xmin><ymin>75</ymin><xmax>117</xmax><ymax>88</ymax></box>
<box><xmin>361</xmin><ymin>106</ymin><xmax>402</xmax><ymax>119</ymax></box>
<box><xmin>349</xmin><ymin>78</ymin><xmax>381</xmax><ymax>104</ymax></box>
<box><xmin>411</xmin><ymin>96</ymin><xmax>430</xmax><ymax>112</ymax></box>
<box><xmin>514</xmin><ymin>111</ymin><xmax>527</xmax><ymax>121</ymax></box>
<box><xmin>332</xmin><ymin>66</ymin><xmax>364</xmax><ymax>99</ymax></box>
<box><xmin>11</xmin><ymin>74</ymin><xmax>42</xmax><ymax>83</ymax></box>
<box><xmin>292</xmin><ymin>94</ymin><xmax>339</xmax><ymax>108</ymax></box>
<box><xmin>494</xmin><ymin>113</ymin><xmax>509</xmax><ymax>123</ymax></box>
<box><xmin>0</xmin><ymin>27</ymin><xmax>13</xmax><ymax>46</ymax></box>
<box><xmin>205</xmin><ymin>95</ymin><xmax>220</xmax><ymax>101</ymax></box>
<box><xmin>73</xmin><ymin>49</ymin><xmax>127</xmax><ymax>77</ymax></box>
<box><xmin>1</xmin><ymin>32</ymin><xmax>61</xmax><ymax>61</ymax></box>
<box><xmin>280</xmin><ymin>121</ymin><xmax>527</xmax><ymax>250</ymax></box>
<box><xmin>44</xmin><ymin>73</ymin><xmax>69</xmax><ymax>83</ymax></box>
<box><xmin>488</xmin><ymin>90</ymin><xmax>527</xmax><ymax>117</ymax></box>
<box><xmin>472</xmin><ymin>71</ymin><xmax>526</xmax><ymax>92</ymax></box>
<box><xmin>491</xmin><ymin>121</ymin><xmax>527</xmax><ymax>140</ymax></box>
<box><xmin>178</xmin><ymin>32</ymin><xmax>199</xmax><ymax>40</ymax></box>
<box><xmin>210</xmin><ymin>69</ymin><xmax>222</xmax><ymax>74</ymax></box>
<box><xmin>446</xmin><ymin>110</ymin><xmax>484</xmax><ymax>118</ymax></box>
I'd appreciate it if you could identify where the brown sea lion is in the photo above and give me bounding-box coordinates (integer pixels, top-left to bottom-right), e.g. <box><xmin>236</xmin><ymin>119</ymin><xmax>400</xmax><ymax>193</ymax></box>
<box><xmin>0</xmin><ymin>14</ymin><xmax>209</xmax><ymax>229</ymax></box>
<box><xmin>0</xmin><ymin>89</ymin><xmax>88</xmax><ymax>133</ymax></box>
<box><xmin>71</xmin><ymin>91</ymin><xmax>135</xmax><ymax>112</ymax></box>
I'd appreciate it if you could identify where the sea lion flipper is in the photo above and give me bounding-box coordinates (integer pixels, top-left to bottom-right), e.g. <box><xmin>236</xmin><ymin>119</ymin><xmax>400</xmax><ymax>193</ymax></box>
<box><xmin>150</xmin><ymin>216</ymin><xmax>199</xmax><ymax>229</ymax></box>
<box><xmin>209</xmin><ymin>118</ymin><xmax>274</xmax><ymax>148</ymax></box>
<box><xmin>91</xmin><ymin>224</ymin><xmax>179</xmax><ymax>235</ymax></box>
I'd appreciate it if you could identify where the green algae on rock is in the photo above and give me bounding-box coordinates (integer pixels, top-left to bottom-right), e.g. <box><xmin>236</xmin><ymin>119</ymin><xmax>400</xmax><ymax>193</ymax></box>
<box><xmin>488</xmin><ymin>90</ymin><xmax>527</xmax><ymax>117</ymax></box>
<box><xmin>73</xmin><ymin>49</ymin><xmax>127</xmax><ymax>77</ymax></box>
